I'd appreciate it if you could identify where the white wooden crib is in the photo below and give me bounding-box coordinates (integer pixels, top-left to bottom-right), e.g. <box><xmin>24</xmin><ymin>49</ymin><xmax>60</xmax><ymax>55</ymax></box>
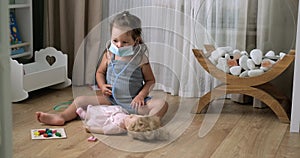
<box><xmin>11</xmin><ymin>47</ymin><xmax>72</xmax><ymax>102</ymax></box>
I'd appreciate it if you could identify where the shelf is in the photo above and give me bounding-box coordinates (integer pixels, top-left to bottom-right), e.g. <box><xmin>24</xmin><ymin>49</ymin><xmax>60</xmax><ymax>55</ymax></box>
<box><xmin>10</xmin><ymin>42</ymin><xmax>30</xmax><ymax>49</ymax></box>
<box><xmin>9</xmin><ymin>4</ymin><xmax>30</xmax><ymax>9</ymax></box>
<box><xmin>11</xmin><ymin>51</ymin><xmax>31</xmax><ymax>58</ymax></box>
<box><xmin>9</xmin><ymin>0</ymin><xmax>33</xmax><ymax>59</ymax></box>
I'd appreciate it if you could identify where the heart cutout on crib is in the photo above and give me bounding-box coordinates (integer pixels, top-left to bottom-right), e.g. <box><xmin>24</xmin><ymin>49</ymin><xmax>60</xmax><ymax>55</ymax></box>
<box><xmin>46</xmin><ymin>55</ymin><xmax>56</xmax><ymax>66</ymax></box>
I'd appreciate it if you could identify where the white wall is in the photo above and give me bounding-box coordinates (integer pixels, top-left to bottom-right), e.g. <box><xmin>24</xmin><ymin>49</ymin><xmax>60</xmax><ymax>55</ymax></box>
<box><xmin>290</xmin><ymin>2</ymin><xmax>300</xmax><ymax>133</ymax></box>
<box><xmin>0</xmin><ymin>0</ymin><xmax>13</xmax><ymax>157</ymax></box>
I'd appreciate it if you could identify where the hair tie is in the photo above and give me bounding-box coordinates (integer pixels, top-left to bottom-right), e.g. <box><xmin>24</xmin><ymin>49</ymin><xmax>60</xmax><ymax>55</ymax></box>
<box><xmin>122</xmin><ymin>11</ymin><xmax>129</xmax><ymax>16</ymax></box>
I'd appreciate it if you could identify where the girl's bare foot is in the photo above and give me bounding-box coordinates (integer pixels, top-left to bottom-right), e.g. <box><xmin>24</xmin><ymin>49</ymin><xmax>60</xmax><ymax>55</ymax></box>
<box><xmin>36</xmin><ymin>112</ymin><xmax>65</xmax><ymax>125</ymax></box>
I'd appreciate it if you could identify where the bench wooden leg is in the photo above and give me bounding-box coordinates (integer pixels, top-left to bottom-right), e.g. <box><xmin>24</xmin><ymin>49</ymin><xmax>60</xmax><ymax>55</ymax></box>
<box><xmin>193</xmin><ymin>84</ymin><xmax>290</xmax><ymax>123</ymax></box>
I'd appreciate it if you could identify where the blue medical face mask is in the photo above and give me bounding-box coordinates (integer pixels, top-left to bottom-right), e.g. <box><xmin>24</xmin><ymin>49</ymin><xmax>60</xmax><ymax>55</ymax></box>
<box><xmin>108</xmin><ymin>41</ymin><xmax>135</xmax><ymax>57</ymax></box>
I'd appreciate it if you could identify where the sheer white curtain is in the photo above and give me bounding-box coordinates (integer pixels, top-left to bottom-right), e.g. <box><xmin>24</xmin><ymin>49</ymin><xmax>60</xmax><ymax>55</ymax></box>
<box><xmin>199</xmin><ymin>0</ymin><xmax>297</xmax><ymax>51</ymax></box>
<box><xmin>257</xmin><ymin>0</ymin><xmax>298</xmax><ymax>52</ymax></box>
<box><xmin>196</xmin><ymin>0</ymin><xmax>251</xmax><ymax>50</ymax></box>
<box><xmin>196</xmin><ymin>0</ymin><xmax>297</xmax><ymax>101</ymax></box>
<box><xmin>257</xmin><ymin>0</ymin><xmax>298</xmax><ymax>99</ymax></box>
<box><xmin>98</xmin><ymin>0</ymin><xmax>297</xmax><ymax>97</ymax></box>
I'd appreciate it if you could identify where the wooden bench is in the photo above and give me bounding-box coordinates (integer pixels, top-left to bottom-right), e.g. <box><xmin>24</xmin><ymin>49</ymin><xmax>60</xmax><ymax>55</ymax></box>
<box><xmin>192</xmin><ymin>45</ymin><xmax>295</xmax><ymax>123</ymax></box>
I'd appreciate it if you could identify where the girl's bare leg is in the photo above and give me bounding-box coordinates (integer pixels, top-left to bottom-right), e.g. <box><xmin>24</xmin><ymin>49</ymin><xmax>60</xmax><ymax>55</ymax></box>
<box><xmin>137</xmin><ymin>98</ymin><xmax>168</xmax><ymax>119</ymax></box>
<box><xmin>36</xmin><ymin>95</ymin><xmax>112</xmax><ymax>125</ymax></box>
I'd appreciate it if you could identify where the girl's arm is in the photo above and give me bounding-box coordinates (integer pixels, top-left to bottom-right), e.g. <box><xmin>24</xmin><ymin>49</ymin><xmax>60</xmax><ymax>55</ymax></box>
<box><xmin>131</xmin><ymin>62</ymin><xmax>155</xmax><ymax>107</ymax></box>
<box><xmin>139</xmin><ymin>63</ymin><xmax>155</xmax><ymax>98</ymax></box>
<box><xmin>96</xmin><ymin>51</ymin><xmax>112</xmax><ymax>95</ymax></box>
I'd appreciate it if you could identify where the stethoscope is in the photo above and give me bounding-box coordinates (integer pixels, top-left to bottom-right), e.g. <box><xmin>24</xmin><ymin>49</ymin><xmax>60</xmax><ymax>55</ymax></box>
<box><xmin>105</xmin><ymin>40</ymin><xmax>142</xmax><ymax>106</ymax></box>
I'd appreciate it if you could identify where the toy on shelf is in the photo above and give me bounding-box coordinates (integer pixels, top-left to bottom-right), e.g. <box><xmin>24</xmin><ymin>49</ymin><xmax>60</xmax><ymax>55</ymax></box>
<box><xmin>9</xmin><ymin>11</ymin><xmax>25</xmax><ymax>55</ymax></box>
<box><xmin>192</xmin><ymin>45</ymin><xmax>295</xmax><ymax>123</ymax></box>
<box><xmin>11</xmin><ymin>47</ymin><xmax>72</xmax><ymax>102</ymax></box>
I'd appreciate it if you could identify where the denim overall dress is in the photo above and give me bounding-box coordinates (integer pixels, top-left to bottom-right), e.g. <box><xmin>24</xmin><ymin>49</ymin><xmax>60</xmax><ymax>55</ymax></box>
<box><xmin>106</xmin><ymin>54</ymin><xmax>144</xmax><ymax>114</ymax></box>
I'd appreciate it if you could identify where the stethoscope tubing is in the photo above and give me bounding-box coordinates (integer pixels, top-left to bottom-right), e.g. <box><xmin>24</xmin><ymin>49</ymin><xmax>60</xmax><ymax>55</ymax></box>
<box><xmin>105</xmin><ymin>41</ymin><xmax>142</xmax><ymax>106</ymax></box>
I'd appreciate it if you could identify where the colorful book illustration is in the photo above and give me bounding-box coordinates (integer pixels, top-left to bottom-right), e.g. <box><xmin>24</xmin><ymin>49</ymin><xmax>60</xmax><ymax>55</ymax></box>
<box><xmin>10</xmin><ymin>11</ymin><xmax>25</xmax><ymax>55</ymax></box>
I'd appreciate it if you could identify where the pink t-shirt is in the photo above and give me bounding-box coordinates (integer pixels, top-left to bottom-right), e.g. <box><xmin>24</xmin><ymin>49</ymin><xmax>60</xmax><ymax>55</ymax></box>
<box><xmin>81</xmin><ymin>105</ymin><xmax>128</xmax><ymax>134</ymax></box>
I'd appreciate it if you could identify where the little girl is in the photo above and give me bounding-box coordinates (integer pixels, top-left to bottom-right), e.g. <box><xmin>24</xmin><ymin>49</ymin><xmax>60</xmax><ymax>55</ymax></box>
<box><xmin>76</xmin><ymin>105</ymin><xmax>169</xmax><ymax>141</ymax></box>
<box><xmin>36</xmin><ymin>11</ymin><xmax>168</xmax><ymax>125</ymax></box>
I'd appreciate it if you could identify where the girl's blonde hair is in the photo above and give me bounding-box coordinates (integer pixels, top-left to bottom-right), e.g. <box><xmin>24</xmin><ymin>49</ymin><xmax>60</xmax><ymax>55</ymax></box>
<box><xmin>127</xmin><ymin>115</ymin><xmax>169</xmax><ymax>141</ymax></box>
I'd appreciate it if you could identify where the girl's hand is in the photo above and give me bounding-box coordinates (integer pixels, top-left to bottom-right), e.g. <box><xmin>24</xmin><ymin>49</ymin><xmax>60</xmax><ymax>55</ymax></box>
<box><xmin>100</xmin><ymin>84</ymin><xmax>112</xmax><ymax>96</ymax></box>
<box><xmin>131</xmin><ymin>95</ymin><xmax>145</xmax><ymax>110</ymax></box>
